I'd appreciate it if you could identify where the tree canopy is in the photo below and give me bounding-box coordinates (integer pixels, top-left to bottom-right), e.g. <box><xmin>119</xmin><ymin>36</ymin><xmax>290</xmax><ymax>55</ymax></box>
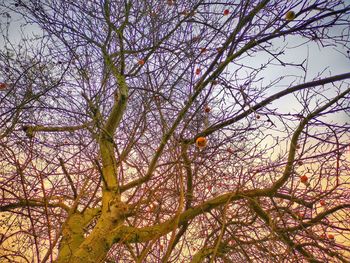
<box><xmin>0</xmin><ymin>0</ymin><xmax>350</xmax><ymax>262</ymax></box>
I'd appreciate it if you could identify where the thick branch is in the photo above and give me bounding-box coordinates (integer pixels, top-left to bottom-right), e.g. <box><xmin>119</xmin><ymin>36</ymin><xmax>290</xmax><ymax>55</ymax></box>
<box><xmin>283</xmin><ymin>204</ymin><xmax>350</xmax><ymax>232</ymax></box>
<box><xmin>249</xmin><ymin>198</ymin><xmax>322</xmax><ymax>262</ymax></box>
<box><xmin>272</xmin><ymin>86</ymin><xmax>350</xmax><ymax>191</ymax></box>
<box><xmin>189</xmin><ymin>73</ymin><xmax>350</xmax><ymax>141</ymax></box>
<box><xmin>22</xmin><ymin>122</ymin><xmax>92</xmax><ymax>135</ymax></box>
<box><xmin>98</xmin><ymin>50</ymin><xmax>129</xmax><ymax>191</ymax></box>
<box><xmin>0</xmin><ymin>199</ymin><xmax>70</xmax><ymax>212</ymax></box>
<box><xmin>111</xmin><ymin>188</ymin><xmax>270</xmax><ymax>244</ymax></box>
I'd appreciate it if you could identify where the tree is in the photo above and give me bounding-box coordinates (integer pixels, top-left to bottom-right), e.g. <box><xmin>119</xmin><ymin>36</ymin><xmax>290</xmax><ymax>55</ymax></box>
<box><xmin>1</xmin><ymin>0</ymin><xmax>350</xmax><ymax>262</ymax></box>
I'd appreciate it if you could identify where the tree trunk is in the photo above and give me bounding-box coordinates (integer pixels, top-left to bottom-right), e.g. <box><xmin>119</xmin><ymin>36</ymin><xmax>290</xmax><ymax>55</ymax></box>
<box><xmin>56</xmin><ymin>216</ymin><xmax>114</xmax><ymax>263</ymax></box>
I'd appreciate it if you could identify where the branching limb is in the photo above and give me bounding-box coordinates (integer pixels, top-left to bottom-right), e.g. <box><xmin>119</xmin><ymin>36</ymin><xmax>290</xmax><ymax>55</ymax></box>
<box><xmin>59</xmin><ymin>158</ymin><xmax>78</xmax><ymax>199</ymax></box>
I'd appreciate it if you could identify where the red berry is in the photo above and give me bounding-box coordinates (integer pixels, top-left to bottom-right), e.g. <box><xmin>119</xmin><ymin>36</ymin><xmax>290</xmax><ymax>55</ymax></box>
<box><xmin>223</xmin><ymin>9</ymin><xmax>229</xmax><ymax>16</ymax></box>
<box><xmin>138</xmin><ymin>59</ymin><xmax>145</xmax><ymax>65</ymax></box>
<box><xmin>320</xmin><ymin>200</ymin><xmax>326</xmax><ymax>206</ymax></box>
<box><xmin>204</xmin><ymin>106</ymin><xmax>210</xmax><ymax>113</ymax></box>
<box><xmin>300</xmin><ymin>175</ymin><xmax>308</xmax><ymax>183</ymax></box>
<box><xmin>195</xmin><ymin>68</ymin><xmax>201</xmax><ymax>75</ymax></box>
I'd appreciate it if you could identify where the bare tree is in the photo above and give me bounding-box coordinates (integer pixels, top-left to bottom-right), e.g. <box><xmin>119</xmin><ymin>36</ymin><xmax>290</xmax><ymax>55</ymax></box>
<box><xmin>1</xmin><ymin>0</ymin><xmax>350</xmax><ymax>262</ymax></box>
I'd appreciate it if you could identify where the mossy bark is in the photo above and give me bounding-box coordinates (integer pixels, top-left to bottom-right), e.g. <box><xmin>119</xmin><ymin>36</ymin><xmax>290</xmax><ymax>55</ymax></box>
<box><xmin>56</xmin><ymin>214</ymin><xmax>85</xmax><ymax>262</ymax></box>
<box><xmin>56</xmin><ymin>209</ymin><xmax>122</xmax><ymax>263</ymax></box>
<box><xmin>67</xmin><ymin>217</ymin><xmax>114</xmax><ymax>263</ymax></box>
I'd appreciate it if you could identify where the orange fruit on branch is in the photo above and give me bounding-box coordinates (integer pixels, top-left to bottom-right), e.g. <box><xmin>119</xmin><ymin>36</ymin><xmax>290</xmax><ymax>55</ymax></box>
<box><xmin>328</xmin><ymin>234</ymin><xmax>335</xmax><ymax>240</ymax></box>
<box><xmin>196</xmin><ymin>137</ymin><xmax>207</xmax><ymax>148</ymax></box>
<box><xmin>285</xmin><ymin>11</ymin><xmax>296</xmax><ymax>21</ymax></box>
